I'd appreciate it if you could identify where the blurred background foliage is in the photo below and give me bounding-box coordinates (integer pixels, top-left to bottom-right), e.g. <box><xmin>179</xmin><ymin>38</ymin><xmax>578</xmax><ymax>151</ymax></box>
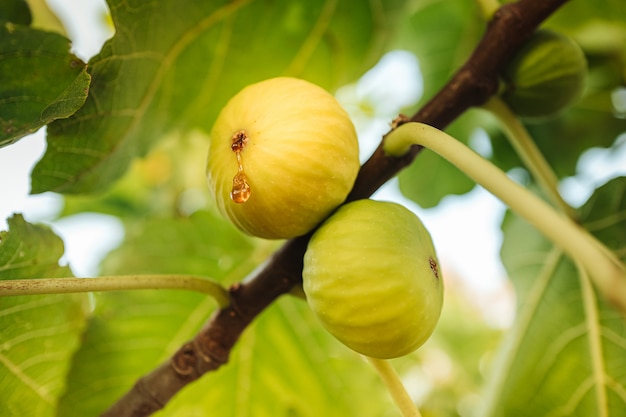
<box><xmin>1</xmin><ymin>0</ymin><xmax>625</xmax><ymax>416</ymax></box>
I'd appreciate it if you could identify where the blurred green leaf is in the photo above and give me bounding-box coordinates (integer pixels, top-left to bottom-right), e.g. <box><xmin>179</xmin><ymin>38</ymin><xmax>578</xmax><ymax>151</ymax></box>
<box><xmin>57</xmin><ymin>289</ymin><xmax>212</xmax><ymax>417</ymax></box>
<box><xmin>0</xmin><ymin>215</ymin><xmax>88</xmax><ymax>417</ymax></box>
<box><xmin>30</xmin><ymin>0</ymin><xmax>406</xmax><ymax>195</ymax></box>
<box><xmin>100</xmin><ymin>210</ymin><xmax>260</xmax><ymax>279</ymax></box>
<box><xmin>0</xmin><ymin>24</ymin><xmax>90</xmax><ymax>148</ymax></box>
<box><xmin>544</xmin><ymin>0</ymin><xmax>626</xmax><ymax>35</ymax></box>
<box><xmin>392</xmin><ymin>0</ymin><xmax>483</xmax><ymax>107</ymax></box>
<box><xmin>481</xmin><ymin>177</ymin><xmax>626</xmax><ymax>416</ymax></box>
<box><xmin>0</xmin><ymin>0</ymin><xmax>31</xmax><ymax>25</ymax></box>
<box><xmin>391</xmin><ymin>0</ymin><xmax>485</xmax><ymax>207</ymax></box>
<box><xmin>156</xmin><ymin>297</ymin><xmax>391</xmax><ymax>417</ymax></box>
<box><xmin>59</xmin><ymin>130</ymin><xmax>214</xmax><ymax>220</ymax></box>
<box><xmin>56</xmin><ymin>209</ymin><xmax>262</xmax><ymax>416</ymax></box>
<box><xmin>412</xmin><ymin>283</ymin><xmax>504</xmax><ymax>417</ymax></box>
<box><xmin>60</xmin><ymin>293</ymin><xmax>391</xmax><ymax>417</ymax></box>
<box><xmin>487</xmin><ymin>107</ymin><xmax>626</xmax><ymax>181</ymax></box>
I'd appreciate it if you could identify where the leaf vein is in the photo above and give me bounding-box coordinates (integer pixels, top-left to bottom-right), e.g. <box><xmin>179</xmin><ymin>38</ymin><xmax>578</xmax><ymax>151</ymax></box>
<box><xmin>535</xmin><ymin>322</ymin><xmax>587</xmax><ymax>381</ymax></box>
<box><xmin>0</xmin><ymin>352</ymin><xmax>54</xmax><ymax>404</ymax></box>
<box><xmin>2</xmin><ymin>323</ymin><xmax>75</xmax><ymax>351</ymax></box>
<box><xmin>606</xmin><ymin>375</ymin><xmax>626</xmax><ymax>403</ymax></box>
<box><xmin>284</xmin><ymin>0</ymin><xmax>338</xmax><ymax>76</ymax></box>
<box><xmin>546</xmin><ymin>376</ymin><xmax>594</xmax><ymax>417</ymax></box>
<box><xmin>0</xmin><ymin>297</ymin><xmax>64</xmax><ymax>318</ymax></box>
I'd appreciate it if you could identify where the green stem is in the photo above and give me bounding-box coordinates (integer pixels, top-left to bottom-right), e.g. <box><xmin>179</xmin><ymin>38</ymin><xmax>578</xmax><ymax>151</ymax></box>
<box><xmin>384</xmin><ymin>122</ymin><xmax>626</xmax><ymax>314</ymax></box>
<box><xmin>482</xmin><ymin>96</ymin><xmax>576</xmax><ymax>218</ymax></box>
<box><xmin>0</xmin><ymin>275</ymin><xmax>231</xmax><ymax>308</ymax></box>
<box><xmin>366</xmin><ymin>356</ymin><xmax>422</xmax><ymax>417</ymax></box>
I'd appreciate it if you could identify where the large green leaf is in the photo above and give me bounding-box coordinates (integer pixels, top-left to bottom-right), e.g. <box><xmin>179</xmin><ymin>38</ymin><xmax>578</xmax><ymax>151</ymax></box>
<box><xmin>59</xmin><ymin>294</ymin><xmax>392</xmax><ymax>417</ymax></box>
<box><xmin>0</xmin><ymin>24</ymin><xmax>90</xmax><ymax>148</ymax></box>
<box><xmin>481</xmin><ymin>177</ymin><xmax>626</xmax><ymax>416</ymax></box>
<box><xmin>156</xmin><ymin>297</ymin><xmax>391</xmax><ymax>417</ymax></box>
<box><xmin>0</xmin><ymin>215</ymin><xmax>88</xmax><ymax>417</ymax></box>
<box><xmin>0</xmin><ymin>0</ymin><xmax>31</xmax><ymax>25</ymax></box>
<box><xmin>101</xmin><ymin>210</ymin><xmax>260</xmax><ymax>278</ymax></box>
<box><xmin>56</xmin><ymin>210</ymin><xmax>261</xmax><ymax>416</ymax></box>
<box><xmin>57</xmin><ymin>289</ymin><xmax>213</xmax><ymax>417</ymax></box>
<box><xmin>392</xmin><ymin>0</ymin><xmax>483</xmax><ymax>107</ymax></box>
<box><xmin>30</xmin><ymin>0</ymin><xmax>406</xmax><ymax>195</ymax></box>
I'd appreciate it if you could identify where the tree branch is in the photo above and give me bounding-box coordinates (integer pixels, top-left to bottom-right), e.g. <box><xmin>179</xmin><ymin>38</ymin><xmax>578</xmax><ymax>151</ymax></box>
<box><xmin>101</xmin><ymin>0</ymin><xmax>569</xmax><ymax>415</ymax></box>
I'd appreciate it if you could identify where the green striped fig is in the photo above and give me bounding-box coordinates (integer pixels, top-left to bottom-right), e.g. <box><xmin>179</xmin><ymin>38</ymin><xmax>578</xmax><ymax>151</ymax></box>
<box><xmin>502</xmin><ymin>29</ymin><xmax>587</xmax><ymax>119</ymax></box>
<box><xmin>303</xmin><ymin>199</ymin><xmax>444</xmax><ymax>359</ymax></box>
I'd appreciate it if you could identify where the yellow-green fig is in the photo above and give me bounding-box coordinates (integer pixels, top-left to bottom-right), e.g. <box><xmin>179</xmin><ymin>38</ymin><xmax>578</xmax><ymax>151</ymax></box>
<box><xmin>302</xmin><ymin>199</ymin><xmax>444</xmax><ymax>359</ymax></box>
<box><xmin>207</xmin><ymin>77</ymin><xmax>360</xmax><ymax>239</ymax></box>
<box><xmin>501</xmin><ymin>29</ymin><xmax>587</xmax><ymax>119</ymax></box>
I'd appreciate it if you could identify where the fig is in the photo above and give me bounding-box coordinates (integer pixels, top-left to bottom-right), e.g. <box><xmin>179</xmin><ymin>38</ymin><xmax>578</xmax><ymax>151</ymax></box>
<box><xmin>302</xmin><ymin>199</ymin><xmax>443</xmax><ymax>359</ymax></box>
<box><xmin>206</xmin><ymin>77</ymin><xmax>360</xmax><ymax>239</ymax></box>
<box><xmin>501</xmin><ymin>29</ymin><xmax>587</xmax><ymax>119</ymax></box>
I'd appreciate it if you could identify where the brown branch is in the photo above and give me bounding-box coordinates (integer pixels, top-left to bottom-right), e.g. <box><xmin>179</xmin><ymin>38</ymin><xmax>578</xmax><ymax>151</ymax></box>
<box><xmin>101</xmin><ymin>0</ymin><xmax>569</xmax><ymax>415</ymax></box>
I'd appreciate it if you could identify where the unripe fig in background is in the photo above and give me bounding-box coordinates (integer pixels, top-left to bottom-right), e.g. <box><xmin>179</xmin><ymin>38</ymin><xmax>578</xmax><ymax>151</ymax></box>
<box><xmin>501</xmin><ymin>29</ymin><xmax>587</xmax><ymax>119</ymax></box>
<box><xmin>302</xmin><ymin>199</ymin><xmax>444</xmax><ymax>359</ymax></box>
<box><xmin>206</xmin><ymin>77</ymin><xmax>360</xmax><ymax>239</ymax></box>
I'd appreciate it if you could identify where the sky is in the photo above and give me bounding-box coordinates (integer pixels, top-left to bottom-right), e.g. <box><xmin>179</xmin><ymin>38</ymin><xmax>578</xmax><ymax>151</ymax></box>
<box><xmin>2</xmin><ymin>0</ymin><xmax>625</xmax><ymax>324</ymax></box>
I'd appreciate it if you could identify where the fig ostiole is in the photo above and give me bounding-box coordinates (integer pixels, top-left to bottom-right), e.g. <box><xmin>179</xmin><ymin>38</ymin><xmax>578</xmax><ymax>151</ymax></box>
<box><xmin>501</xmin><ymin>29</ymin><xmax>587</xmax><ymax>119</ymax></box>
<box><xmin>206</xmin><ymin>77</ymin><xmax>360</xmax><ymax>239</ymax></box>
<box><xmin>302</xmin><ymin>199</ymin><xmax>444</xmax><ymax>359</ymax></box>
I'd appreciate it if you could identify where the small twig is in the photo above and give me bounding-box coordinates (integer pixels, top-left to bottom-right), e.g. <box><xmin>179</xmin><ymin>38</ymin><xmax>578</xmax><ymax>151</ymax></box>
<box><xmin>384</xmin><ymin>122</ymin><xmax>626</xmax><ymax>314</ymax></box>
<box><xmin>0</xmin><ymin>275</ymin><xmax>231</xmax><ymax>308</ymax></box>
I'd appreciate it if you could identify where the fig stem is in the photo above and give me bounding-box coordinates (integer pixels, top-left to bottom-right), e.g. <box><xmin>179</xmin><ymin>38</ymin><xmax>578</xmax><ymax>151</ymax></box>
<box><xmin>0</xmin><ymin>274</ymin><xmax>231</xmax><ymax>308</ymax></box>
<box><xmin>383</xmin><ymin>122</ymin><xmax>626</xmax><ymax>315</ymax></box>
<box><xmin>366</xmin><ymin>356</ymin><xmax>422</xmax><ymax>417</ymax></box>
<box><xmin>482</xmin><ymin>96</ymin><xmax>576</xmax><ymax>218</ymax></box>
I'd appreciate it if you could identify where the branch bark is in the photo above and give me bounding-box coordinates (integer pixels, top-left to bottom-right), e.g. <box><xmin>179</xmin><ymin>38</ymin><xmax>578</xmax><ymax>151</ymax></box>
<box><xmin>101</xmin><ymin>0</ymin><xmax>569</xmax><ymax>415</ymax></box>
